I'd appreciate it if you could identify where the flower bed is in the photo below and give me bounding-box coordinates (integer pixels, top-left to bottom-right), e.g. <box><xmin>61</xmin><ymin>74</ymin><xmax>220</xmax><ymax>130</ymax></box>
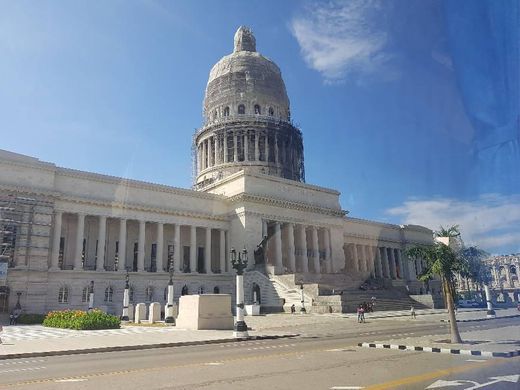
<box><xmin>43</xmin><ymin>309</ymin><xmax>121</xmax><ymax>330</ymax></box>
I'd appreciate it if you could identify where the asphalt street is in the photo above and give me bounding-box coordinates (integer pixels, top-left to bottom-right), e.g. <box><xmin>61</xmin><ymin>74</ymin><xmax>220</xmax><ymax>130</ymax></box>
<box><xmin>0</xmin><ymin>318</ymin><xmax>518</xmax><ymax>389</ymax></box>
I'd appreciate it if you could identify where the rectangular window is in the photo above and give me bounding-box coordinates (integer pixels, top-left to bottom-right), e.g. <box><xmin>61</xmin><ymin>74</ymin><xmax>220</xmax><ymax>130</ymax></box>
<box><xmin>167</xmin><ymin>244</ymin><xmax>174</xmax><ymax>270</ymax></box>
<box><xmin>59</xmin><ymin>237</ymin><xmax>65</xmax><ymax>269</ymax></box>
<box><xmin>133</xmin><ymin>242</ymin><xmax>138</xmax><ymax>272</ymax></box>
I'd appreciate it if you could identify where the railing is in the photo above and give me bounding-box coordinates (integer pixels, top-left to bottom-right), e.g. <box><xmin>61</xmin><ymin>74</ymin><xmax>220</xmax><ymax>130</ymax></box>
<box><xmin>196</xmin><ymin>114</ymin><xmax>301</xmax><ymax>137</ymax></box>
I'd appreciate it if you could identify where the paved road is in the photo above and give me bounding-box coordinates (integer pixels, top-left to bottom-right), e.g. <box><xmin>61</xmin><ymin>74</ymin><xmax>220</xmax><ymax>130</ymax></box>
<box><xmin>0</xmin><ymin>318</ymin><xmax>518</xmax><ymax>389</ymax></box>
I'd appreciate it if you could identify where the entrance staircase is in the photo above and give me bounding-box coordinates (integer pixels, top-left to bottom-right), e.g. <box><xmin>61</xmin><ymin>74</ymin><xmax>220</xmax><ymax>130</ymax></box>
<box><xmin>245</xmin><ymin>271</ymin><xmax>431</xmax><ymax>313</ymax></box>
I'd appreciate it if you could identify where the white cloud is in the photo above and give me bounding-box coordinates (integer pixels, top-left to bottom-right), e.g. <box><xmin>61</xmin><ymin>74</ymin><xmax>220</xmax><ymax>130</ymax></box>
<box><xmin>290</xmin><ymin>0</ymin><xmax>391</xmax><ymax>83</ymax></box>
<box><xmin>386</xmin><ymin>194</ymin><xmax>520</xmax><ymax>254</ymax></box>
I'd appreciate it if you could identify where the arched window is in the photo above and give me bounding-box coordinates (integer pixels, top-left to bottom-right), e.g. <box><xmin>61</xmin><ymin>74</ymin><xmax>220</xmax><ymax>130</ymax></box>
<box><xmin>198</xmin><ymin>286</ymin><xmax>205</xmax><ymax>294</ymax></box>
<box><xmin>268</xmin><ymin>107</ymin><xmax>274</xmax><ymax>116</ymax></box>
<box><xmin>82</xmin><ymin>286</ymin><xmax>89</xmax><ymax>303</ymax></box>
<box><xmin>104</xmin><ymin>286</ymin><xmax>114</xmax><ymax>302</ymax></box>
<box><xmin>254</xmin><ymin>104</ymin><xmax>261</xmax><ymax>115</ymax></box>
<box><xmin>238</xmin><ymin>104</ymin><xmax>245</xmax><ymax>114</ymax></box>
<box><xmin>510</xmin><ymin>265</ymin><xmax>517</xmax><ymax>275</ymax></box>
<box><xmin>145</xmin><ymin>286</ymin><xmax>154</xmax><ymax>302</ymax></box>
<box><xmin>213</xmin><ymin>286</ymin><xmax>220</xmax><ymax>294</ymax></box>
<box><xmin>214</xmin><ymin>110</ymin><xmax>218</xmax><ymax>120</ymax></box>
<box><xmin>223</xmin><ymin>107</ymin><xmax>230</xmax><ymax>117</ymax></box>
<box><xmin>58</xmin><ymin>286</ymin><xmax>69</xmax><ymax>304</ymax></box>
<box><xmin>181</xmin><ymin>284</ymin><xmax>188</xmax><ymax>296</ymax></box>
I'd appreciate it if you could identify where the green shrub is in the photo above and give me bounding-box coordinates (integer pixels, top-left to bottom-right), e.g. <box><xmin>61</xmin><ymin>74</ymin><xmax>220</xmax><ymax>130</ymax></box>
<box><xmin>43</xmin><ymin>309</ymin><xmax>120</xmax><ymax>330</ymax></box>
<box><xmin>17</xmin><ymin>313</ymin><xmax>46</xmax><ymax>324</ymax></box>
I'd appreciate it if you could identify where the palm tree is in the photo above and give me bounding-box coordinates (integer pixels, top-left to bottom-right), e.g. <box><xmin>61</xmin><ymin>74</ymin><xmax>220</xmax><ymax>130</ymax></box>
<box><xmin>406</xmin><ymin>225</ymin><xmax>466</xmax><ymax>343</ymax></box>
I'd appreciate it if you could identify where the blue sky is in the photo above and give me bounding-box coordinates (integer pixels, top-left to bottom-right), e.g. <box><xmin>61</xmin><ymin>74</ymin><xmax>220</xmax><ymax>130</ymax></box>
<box><xmin>1</xmin><ymin>0</ymin><xmax>519</xmax><ymax>255</ymax></box>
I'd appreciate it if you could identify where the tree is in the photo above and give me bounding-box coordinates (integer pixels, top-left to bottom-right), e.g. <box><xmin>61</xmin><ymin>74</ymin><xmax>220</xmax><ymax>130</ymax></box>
<box><xmin>406</xmin><ymin>225</ymin><xmax>466</xmax><ymax>343</ymax></box>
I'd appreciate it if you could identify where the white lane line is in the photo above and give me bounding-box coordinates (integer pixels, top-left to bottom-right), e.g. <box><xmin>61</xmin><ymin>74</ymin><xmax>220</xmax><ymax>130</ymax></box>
<box><xmin>0</xmin><ymin>359</ymin><xmax>45</xmax><ymax>366</ymax></box>
<box><xmin>55</xmin><ymin>379</ymin><xmax>88</xmax><ymax>382</ymax></box>
<box><xmin>466</xmin><ymin>359</ymin><xmax>487</xmax><ymax>362</ymax></box>
<box><xmin>330</xmin><ymin>386</ymin><xmax>364</xmax><ymax>389</ymax></box>
<box><xmin>204</xmin><ymin>362</ymin><xmax>223</xmax><ymax>366</ymax></box>
<box><xmin>0</xmin><ymin>366</ymin><xmax>46</xmax><ymax>374</ymax></box>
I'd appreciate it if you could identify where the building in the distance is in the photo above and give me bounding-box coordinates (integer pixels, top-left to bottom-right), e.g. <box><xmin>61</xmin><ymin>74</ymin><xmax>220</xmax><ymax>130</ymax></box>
<box><xmin>0</xmin><ymin>27</ymin><xmax>438</xmax><ymax>316</ymax></box>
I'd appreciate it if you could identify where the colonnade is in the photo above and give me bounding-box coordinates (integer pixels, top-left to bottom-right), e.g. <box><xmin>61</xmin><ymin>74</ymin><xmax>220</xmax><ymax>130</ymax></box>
<box><xmin>344</xmin><ymin>243</ymin><xmax>418</xmax><ymax>281</ymax></box>
<box><xmin>197</xmin><ymin>129</ymin><xmax>284</xmax><ymax>171</ymax></box>
<box><xmin>490</xmin><ymin>264</ymin><xmax>518</xmax><ymax>288</ymax></box>
<box><xmin>49</xmin><ymin>212</ymin><xmax>228</xmax><ymax>274</ymax></box>
<box><xmin>263</xmin><ymin>220</ymin><xmax>332</xmax><ymax>275</ymax></box>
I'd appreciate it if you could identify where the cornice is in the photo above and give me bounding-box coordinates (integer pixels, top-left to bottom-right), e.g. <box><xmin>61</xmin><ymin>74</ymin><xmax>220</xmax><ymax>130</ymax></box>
<box><xmin>234</xmin><ymin>209</ymin><xmax>345</xmax><ymax>229</ymax></box>
<box><xmin>0</xmin><ymin>153</ymin><xmax>56</xmax><ymax>173</ymax></box>
<box><xmin>56</xmin><ymin>167</ymin><xmax>226</xmax><ymax>202</ymax></box>
<box><xmin>228</xmin><ymin>193</ymin><xmax>346</xmax><ymax>217</ymax></box>
<box><xmin>56</xmin><ymin>193</ymin><xmax>229</xmax><ymax>222</ymax></box>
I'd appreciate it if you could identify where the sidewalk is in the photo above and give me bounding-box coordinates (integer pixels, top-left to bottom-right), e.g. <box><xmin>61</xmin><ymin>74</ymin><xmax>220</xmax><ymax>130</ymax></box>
<box><xmin>1</xmin><ymin>308</ymin><xmax>517</xmax><ymax>360</ymax></box>
<box><xmin>0</xmin><ymin>324</ymin><xmax>296</xmax><ymax>360</ymax></box>
<box><xmin>359</xmin><ymin>315</ymin><xmax>520</xmax><ymax>358</ymax></box>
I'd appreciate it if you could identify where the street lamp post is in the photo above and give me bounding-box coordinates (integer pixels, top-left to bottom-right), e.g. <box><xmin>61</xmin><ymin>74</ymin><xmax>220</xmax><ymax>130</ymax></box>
<box><xmin>299</xmin><ymin>280</ymin><xmax>306</xmax><ymax>314</ymax></box>
<box><xmin>121</xmin><ymin>269</ymin><xmax>130</xmax><ymax>322</ymax></box>
<box><xmin>165</xmin><ymin>264</ymin><xmax>175</xmax><ymax>324</ymax></box>
<box><xmin>88</xmin><ymin>280</ymin><xmax>94</xmax><ymax>312</ymax></box>
<box><xmin>484</xmin><ymin>284</ymin><xmax>496</xmax><ymax>318</ymax></box>
<box><xmin>231</xmin><ymin>247</ymin><xmax>249</xmax><ymax>338</ymax></box>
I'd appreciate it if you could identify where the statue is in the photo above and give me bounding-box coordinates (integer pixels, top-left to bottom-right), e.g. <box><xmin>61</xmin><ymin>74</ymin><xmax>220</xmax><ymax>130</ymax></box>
<box><xmin>254</xmin><ymin>235</ymin><xmax>268</xmax><ymax>265</ymax></box>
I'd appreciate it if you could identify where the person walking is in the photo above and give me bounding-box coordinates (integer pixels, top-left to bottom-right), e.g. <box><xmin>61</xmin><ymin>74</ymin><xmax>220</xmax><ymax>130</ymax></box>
<box><xmin>410</xmin><ymin>305</ymin><xmax>416</xmax><ymax>319</ymax></box>
<box><xmin>290</xmin><ymin>304</ymin><xmax>295</xmax><ymax>314</ymax></box>
<box><xmin>357</xmin><ymin>305</ymin><xmax>362</xmax><ymax>323</ymax></box>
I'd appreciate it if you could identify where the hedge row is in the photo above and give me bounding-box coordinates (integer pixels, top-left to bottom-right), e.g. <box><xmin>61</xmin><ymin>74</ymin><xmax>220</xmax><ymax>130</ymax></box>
<box><xmin>17</xmin><ymin>314</ymin><xmax>46</xmax><ymax>324</ymax></box>
<box><xmin>43</xmin><ymin>309</ymin><xmax>120</xmax><ymax>330</ymax></box>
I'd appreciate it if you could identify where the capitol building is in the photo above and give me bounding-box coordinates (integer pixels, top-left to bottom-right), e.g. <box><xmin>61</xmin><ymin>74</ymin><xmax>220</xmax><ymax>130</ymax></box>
<box><xmin>0</xmin><ymin>27</ymin><xmax>437</xmax><ymax>315</ymax></box>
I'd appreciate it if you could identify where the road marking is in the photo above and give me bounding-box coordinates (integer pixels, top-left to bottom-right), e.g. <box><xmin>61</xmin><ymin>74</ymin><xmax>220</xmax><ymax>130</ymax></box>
<box><xmin>0</xmin><ymin>360</ymin><xmax>45</xmax><ymax>366</ymax></box>
<box><xmin>466</xmin><ymin>359</ymin><xmax>487</xmax><ymax>363</ymax></box>
<box><xmin>364</xmin><ymin>357</ymin><xmax>511</xmax><ymax>390</ymax></box>
<box><xmin>55</xmin><ymin>379</ymin><xmax>88</xmax><ymax>383</ymax></box>
<box><xmin>204</xmin><ymin>362</ymin><xmax>223</xmax><ymax>366</ymax></box>
<box><xmin>0</xmin><ymin>366</ymin><xmax>45</xmax><ymax>374</ymax></box>
<box><xmin>330</xmin><ymin>387</ymin><xmax>364</xmax><ymax>389</ymax></box>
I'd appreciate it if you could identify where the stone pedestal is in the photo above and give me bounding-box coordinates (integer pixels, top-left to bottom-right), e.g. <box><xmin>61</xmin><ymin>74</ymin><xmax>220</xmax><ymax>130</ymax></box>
<box><xmin>148</xmin><ymin>302</ymin><xmax>161</xmax><ymax>323</ymax></box>
<box><xmin>245</xmin><ymin>304</ymin><xmax>260</xmax><ymax>316</ymax></box>
<box><xmin>176</xmin><ymin>294</ymin><xmax>233</xmax><ymax>330</ymax></box>
<box><xmin>134</xmin><ymin>303</ymin><xmax>146</xmax><ymax>323</ymax></box>
<box><xmin>164</xmin><ymin>303</ymin><xmax>178</xmax><ymax>324</ymax></box>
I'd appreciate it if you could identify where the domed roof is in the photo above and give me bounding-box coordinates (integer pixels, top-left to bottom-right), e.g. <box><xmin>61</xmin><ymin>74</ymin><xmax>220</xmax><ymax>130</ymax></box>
<box><xmin>203</xmin><ymin>26</ymin><xmax>290</xmax><ymax>123</ymax></box>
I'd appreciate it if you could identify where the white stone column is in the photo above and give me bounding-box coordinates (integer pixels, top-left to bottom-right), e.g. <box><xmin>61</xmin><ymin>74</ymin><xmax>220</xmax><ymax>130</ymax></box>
<box><xmin>174</xmin><ymin>224</ymin><xmax>181</xmax><ymax>273</ymax></box>
<box><xmin>205</xmin><ymin>227</ymin><xmax>212</xmax><ymax>274</ymax></box>
<box><xmin>287</xmin><ymin>223</ymin><xmax>296</xmax><ymax>272</ymax></box>
<box><xmin>274</xmin><ymin>222</ymin><xmax>283</xmax><ymax>272</ymax></box>
<box><xmin>274</xmin><ymin>134</ymin><xmax>278</xmax><ymax>164</ymax></box>
<box><xmin>312</xmin><ymin>227</ymin><xmax>320</xmax><ymax>274</ymax></box>
<box><xmin>374</xmin><ymin>246</ymin><xmax>382</xmax><ymax>278</ymax></box>
<box><xmin>367</xmin><ymin>246</ymin><xmax>375</xmax><ymax>277</ymax></box>
<box><xmin>254</xmin><ymin>131</ymin><xmax>259</xmax><ymax>161</ymax></box>
<box><xmin>50</xmin><ymin>211</ymin><xmax>62</xmax><ymax>270</ymax></box>
<box><xmin>300</xmin><ymin>225</ymin><xmax>308</xmax><ymax>273</ymax></box>
<box><xmin>138</xmin><ymin>220</ymin><xmax>146</xmax><ymax>272</ymax></box>
<box><xmin>118</xmin><ymin>219</ymin><xmax>127</xmax><ymax>272</ymax></box>
<box><xmin>233</xmin><ymin>132</ymin><xmax>238</xmax><ymax>162</ymax></box>
<box><xmin>96</xmin><ymin>216</ymin><xmax>106</xmax><ymax>271</ymax></box>
<box><xmin>244</xmin><ymin>132</ymin><xmax>249</xmax><ymax>161</ymax></box>
<box><xmin>381</xmin><ymin>247</ymin><xmax>390</xmax><ymax>278</ymax></box>
<box><xmin>505</xmin><ymin>266</ymin><xmax>513</xmax><ymax>288</ymax></box>
<box><xmin>388</xmin><ymin>248</ymin><xmax>396</xmax><ymax>279</ymax></box>
<box><xmin>352</xmin><ymin>244</ymin><xmax>359</xmax><ymax>272</ymax></box>
<box><xmin>220</xmin><ymin>229</ymin><xmax>226</xmax><ymax>273</ymax></box>
<box><xmin>74</xmin><ymin>213</ymin><xmax>85</xmax><ymax>270</ymax></box>
<box><xmin>213</xmin><ymin>136</ymin><xmax>218</xmax><ymax>166</ymax></box>
<box><xmin>190</xmin><ymin>225</ymin><xmax>197</xmax><ymax>273</ymax></box>
<box><xmin>223</xmin><ymin>133</ymin><xmax>229</xmax><ymax>163</ymax></box>
<box><xmin>324</xmin><ymin>229</ymin><xmax>332</xmax><ymax>273</ymax></box>
<box><xmin>156</xmin><ymin>222</ymin><xmax>164</xmax><ymax>272</ymax></box>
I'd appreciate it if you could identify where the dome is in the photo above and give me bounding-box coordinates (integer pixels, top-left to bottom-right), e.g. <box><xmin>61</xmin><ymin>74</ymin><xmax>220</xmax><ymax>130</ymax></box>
<box><xmin>203</xmin><ymin>26</ymin><xmax>290</xmax><ymax>123</ymax></box>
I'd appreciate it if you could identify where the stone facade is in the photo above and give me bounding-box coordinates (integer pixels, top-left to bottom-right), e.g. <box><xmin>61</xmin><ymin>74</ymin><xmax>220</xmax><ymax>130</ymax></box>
<box><xmin>0</xmin><ymin>27</ymin><xmax>435</xmax><ymax>315</ymax></box>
